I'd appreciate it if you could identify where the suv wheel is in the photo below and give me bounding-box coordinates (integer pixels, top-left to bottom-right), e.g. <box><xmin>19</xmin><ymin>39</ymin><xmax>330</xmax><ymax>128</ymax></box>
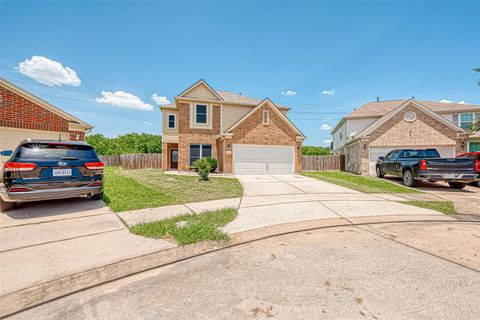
<box><xmin>448</xmin><ymin>182</ymin><xmax>466</xmax><ymax>189</ymax></box>
<box><xmin>89</xmin><ymin>192</ymin><xmax>104</xmax><ymax>200</ymax></box>
<box><xmin>402</xmin><ymin>170</ymin><xmax>419</xmax><ymax>187</ymax></box>
<box><xmin>376</xmin><ymin>166</ymin><xmax>384</xmax><ymax>178</ymax></box>
<box><xmin>0</xmin><ymin>198</ymin><xmax>17</xmax><ymax>212</ymax></box>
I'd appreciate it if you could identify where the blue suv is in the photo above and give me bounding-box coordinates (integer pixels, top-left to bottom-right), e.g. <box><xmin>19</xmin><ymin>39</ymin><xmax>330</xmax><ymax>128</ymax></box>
<box><xmin>1</xmin><ymin>140</ymin><xmax>104</xmax><ymax>212</ymax></box>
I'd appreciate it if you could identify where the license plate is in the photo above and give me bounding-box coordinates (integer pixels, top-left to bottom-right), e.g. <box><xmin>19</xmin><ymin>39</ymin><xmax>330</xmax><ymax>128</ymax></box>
<box><xmin>443</xmin><ymin>174</ymin><xmax>456</xmax><ymax>179</ymax></box>
<box><xmin>53</xmin><ymin>169</ymin><xmax>72</xmax><ymax>177</ymax></box>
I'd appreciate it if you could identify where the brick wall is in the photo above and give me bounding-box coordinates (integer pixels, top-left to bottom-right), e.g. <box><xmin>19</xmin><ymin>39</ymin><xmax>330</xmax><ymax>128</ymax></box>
<box><xmin>226</xmin><ymin>103</ymin><xmax>303</xmax><ymax>173</ymax></box>
<box><xmin>1</xmin><ymin>86</ymin><xmax>69</xmax><ymax>132</ymax></box>
<box><xmin>69</xmin><ymin>130</ymin><xmax>85</xmax><ymax>141</ymax></box>
<box><xmin>1</xmin><ymin>85</ymin><xmax>86</xmax><ymax>141</ymax></box>
<box><xmin>177</xmin><ymin>102</ymin><xmax>221</xmax><ymax>171</ymax></box>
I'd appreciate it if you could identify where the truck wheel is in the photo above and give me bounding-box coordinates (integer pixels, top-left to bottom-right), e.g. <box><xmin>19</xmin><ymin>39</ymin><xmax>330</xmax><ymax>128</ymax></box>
<box><xmin>376</xmin><ymin>166</ymin><xmax>384</xmax><ymax>178</ymax></box>
<box><xmin>89</xmin><ymin>192</ymin><xmax>104</xmax><ymax>200</ymax></box>
<box><xmin>448</xmin><ymin>182</ymin><xmax>466</xmax><ymax>189</ymax></box>
<box><xmin>0</xmin><ymin>198</ymin><xmax>17</xmax><ymax>212</ymax></box>
<box><xmin>402</xmin><ymin>170</ymin><xmax>419</xmax><ymax>187</ymax></box>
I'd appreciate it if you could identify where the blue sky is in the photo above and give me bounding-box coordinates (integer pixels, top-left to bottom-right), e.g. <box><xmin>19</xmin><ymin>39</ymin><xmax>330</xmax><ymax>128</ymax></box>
<box><xmin>1</xmin><ymin>1</ymin><xmax>479</xmax><ymax>146</ymax></box>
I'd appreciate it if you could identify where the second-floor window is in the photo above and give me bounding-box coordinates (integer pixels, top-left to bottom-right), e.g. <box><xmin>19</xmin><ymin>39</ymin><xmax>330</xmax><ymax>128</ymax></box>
<box><xmin>459</xmin><ymin>113</ymin><xmax>474</xmax><ymax>130</ymax></box>
<box><xmin>167</xmin><ymin>114</ymin><xmax>176</xmax><ymax>129</ymax></box>
<box><xmin>195</xmin><ymin>104</ymin><xmax>208</xmax><ymax>124</ymax></box>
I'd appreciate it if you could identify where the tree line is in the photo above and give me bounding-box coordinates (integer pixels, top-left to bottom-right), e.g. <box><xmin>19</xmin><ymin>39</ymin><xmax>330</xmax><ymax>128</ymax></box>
<box><xmin>86</xmin><ymin>133</ymin><xmax>162</xmax><ymax>155</ymax></box>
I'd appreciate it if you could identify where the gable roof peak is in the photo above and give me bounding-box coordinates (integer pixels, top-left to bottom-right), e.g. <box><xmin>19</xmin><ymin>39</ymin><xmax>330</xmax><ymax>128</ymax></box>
<box><xmin>176</xmin><ymin>79</ymin><xmax>224</xmax><ymax>101</ymax></box>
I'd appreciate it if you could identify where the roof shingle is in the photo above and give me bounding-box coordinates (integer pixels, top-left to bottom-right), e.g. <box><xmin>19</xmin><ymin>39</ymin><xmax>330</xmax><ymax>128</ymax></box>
<box><xmin>346</xmin><ymin>99</ymin><xmax>480</xmax><ymax>118</ymax></box>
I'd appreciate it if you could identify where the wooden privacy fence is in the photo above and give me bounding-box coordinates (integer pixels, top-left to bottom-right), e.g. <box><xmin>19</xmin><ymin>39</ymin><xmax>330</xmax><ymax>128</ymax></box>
<box><xmin>302</xmin><ymin>155</ymin><xmax>345</xmax><ymax>172</ymax></box>
<box><xmin>100</xmin><ymin>153</ymin><xmax>162</xmax><ymax>170</ymax></box>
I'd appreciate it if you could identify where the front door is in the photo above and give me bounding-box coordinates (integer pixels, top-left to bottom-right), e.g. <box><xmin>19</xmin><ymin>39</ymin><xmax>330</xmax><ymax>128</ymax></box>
<box><xmin>170</xmin><ymin>149</ymin><xmax>178</xmax><ymax>169</ymax></box>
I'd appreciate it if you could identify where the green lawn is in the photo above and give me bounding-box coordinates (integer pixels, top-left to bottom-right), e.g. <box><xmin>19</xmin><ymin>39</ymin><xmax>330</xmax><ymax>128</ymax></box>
<box><xmin>302</xmin><ymin>171</ymin><xmax>421</xmax><ymax>194</ymax></box>
<box><xmin>400</xmin><ymin>201</ymin><xmax>458</xmax><ymax>215</ymax></box>
<box><xmin>130</xmin><ymin>208</ymin><xmax>237</xmax><ymax>245</ymax></box>
<box><xmin>103</xmin><ymin>167</ymin><xmax>243</xmax><ymax>212</ymax></box>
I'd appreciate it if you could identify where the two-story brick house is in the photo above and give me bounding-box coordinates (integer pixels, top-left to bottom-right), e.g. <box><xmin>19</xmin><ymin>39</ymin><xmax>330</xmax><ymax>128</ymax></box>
<box><xmin>160</xmin><ymin>80</ymin><xmax>306</xmax><ymax>174</ymax></box>
<box><xmin>0</xmin><ymin>78</ymin><xmax>93</xmax><ymax>154</ymax></box>
<box><xmin>331</xmin><ymin>99</ymin><xmax>480</xmax><ymax>175</ymax></box>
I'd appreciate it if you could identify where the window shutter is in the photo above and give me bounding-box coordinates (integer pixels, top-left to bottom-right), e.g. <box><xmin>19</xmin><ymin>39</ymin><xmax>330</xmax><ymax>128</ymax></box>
<box><xmin>452</xmin><ymin>114</ymin><xmax>459</xmax><ymax>125</ymax></box>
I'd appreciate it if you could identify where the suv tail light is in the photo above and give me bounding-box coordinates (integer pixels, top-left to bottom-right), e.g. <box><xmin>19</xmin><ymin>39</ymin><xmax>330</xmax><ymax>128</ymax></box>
<box><xmin>4</xmin><ymin>162</ymin><xmax>37</xmax><ymax>172</ymax></box>
<box><xmin>420</xmin><ymin>159</ymin><xmax>427</xmax><ymax>171</ymax></box>
<box><xmin>475</xmin><ymin>159</ymin><xmax>480</xmax><ymax>172</ymax></box>
<box><xmin>85</xmin><ymin>162</ymin><xmax>104</xmax><ymax>170</ymax></box>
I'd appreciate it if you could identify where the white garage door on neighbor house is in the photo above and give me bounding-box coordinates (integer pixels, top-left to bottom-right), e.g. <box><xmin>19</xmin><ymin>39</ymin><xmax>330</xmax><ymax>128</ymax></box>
<box><xmin>233</xmin><ymin>144</ymin><xmax>295</xmax><ymax>175</ymax></box>
<box><xmin>369</xmin><ymin>145</ymin><xmax>456</xmax><ymax>175</ymax></box>
<box><xmin>0</xmin><ymin>127</ymin><xmax>69</xmax><ymax>158</ymax></box>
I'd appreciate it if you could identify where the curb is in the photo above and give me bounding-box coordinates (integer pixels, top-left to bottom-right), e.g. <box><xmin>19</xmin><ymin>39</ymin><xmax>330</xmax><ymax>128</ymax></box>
<box><xmin>0</xmin><ymin>214</ymin><xmax>464</xmax><ymax>318</ymax></box>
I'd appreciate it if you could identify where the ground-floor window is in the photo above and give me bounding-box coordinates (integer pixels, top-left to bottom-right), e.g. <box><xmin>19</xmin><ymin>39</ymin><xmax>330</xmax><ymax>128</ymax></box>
<box><xmin>189</xmin><ymin>144</ymin><xmax>212</xmax><ymax>166</ymax></box>
<box><xmin>469</xmin><ymin>141</ymin><xmax>480</xmax><ymax>152</ymax></box>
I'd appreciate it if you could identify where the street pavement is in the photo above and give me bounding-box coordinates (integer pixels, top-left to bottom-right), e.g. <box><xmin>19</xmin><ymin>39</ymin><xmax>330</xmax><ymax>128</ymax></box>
<box><xmin>9</xmin><ymin>222</ymin><xmax>480</xmax><ymax>320</ymax></box>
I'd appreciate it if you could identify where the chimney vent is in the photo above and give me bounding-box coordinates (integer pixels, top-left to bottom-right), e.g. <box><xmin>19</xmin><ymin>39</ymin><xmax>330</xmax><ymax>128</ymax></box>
<box><xmin>376</xmin><ymin>97</ymin><xmax>379</xmax><ymax>102</ymax></box>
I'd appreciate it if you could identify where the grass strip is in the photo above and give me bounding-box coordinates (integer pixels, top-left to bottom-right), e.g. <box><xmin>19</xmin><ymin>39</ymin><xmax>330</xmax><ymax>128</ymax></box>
<box><xmin>130</xmin><ymin>208</ymin><xmax>237</xmax><ymax>245</ymax></box>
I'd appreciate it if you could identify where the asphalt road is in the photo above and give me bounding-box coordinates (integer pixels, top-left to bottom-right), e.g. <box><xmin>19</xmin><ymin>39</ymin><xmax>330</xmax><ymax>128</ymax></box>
<box><xmin>10</xmin><ymin>222</ymin><xmax>480</xmax><ymax>320</ymax></box>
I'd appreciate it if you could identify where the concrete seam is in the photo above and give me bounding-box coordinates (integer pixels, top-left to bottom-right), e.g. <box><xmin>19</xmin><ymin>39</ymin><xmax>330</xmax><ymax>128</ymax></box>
<box><xmin>0</xmin><ymin>212</ymin><xmax>114</xmax><ymax>230</ymax></box>
<box><xmin>0</xmin><ymin>228</ymin><xmax>126</xmax><ymax>253</ymax></box>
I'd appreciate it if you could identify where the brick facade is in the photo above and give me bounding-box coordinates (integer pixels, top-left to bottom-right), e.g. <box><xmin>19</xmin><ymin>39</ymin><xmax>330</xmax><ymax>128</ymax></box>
<box><xmin>225</xmin><ymin>103</ymin><xmax>302</xmax><ymax>173</ymax></box>
<box><xmin>345</xmin><ymin>102</ymin><xmax>468</xmax><ymax>176</ymax></box>
<box><xmin>0</xmin><ymin>84</ymin><xmax>87</xmax><ymax>141</ymax></box>
<box><xmin>176</xmin><ymin>102</ymin><xmax>221</xmax><ymax>171</ymax></box>
<box><xmin>164</xmin><ymin>99</ymin><xmax>304</xmax><ymax>173</ymax></box>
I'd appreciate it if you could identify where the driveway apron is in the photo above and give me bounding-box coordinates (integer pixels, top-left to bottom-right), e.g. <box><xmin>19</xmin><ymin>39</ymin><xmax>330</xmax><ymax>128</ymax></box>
<box><xmin>224</xmin><ymin>174</ymin><xmax>445</xmax><ymax>233</ymax></box>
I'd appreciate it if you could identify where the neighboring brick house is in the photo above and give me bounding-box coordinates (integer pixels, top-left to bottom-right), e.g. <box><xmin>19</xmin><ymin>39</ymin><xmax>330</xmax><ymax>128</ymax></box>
<box><xmin>0</xmin><ymin>77</ymin><xmax>93</xmax><ymax>153</ymax></box>
<box><xmin>331</xmin><ymin>99</ymin><xmax>480</xmax><ymax>175</ymax></box>
<box><xmin>160</xmin><ymin>80</ymin><xmax>306</xmax><ymax>174</ymax></box>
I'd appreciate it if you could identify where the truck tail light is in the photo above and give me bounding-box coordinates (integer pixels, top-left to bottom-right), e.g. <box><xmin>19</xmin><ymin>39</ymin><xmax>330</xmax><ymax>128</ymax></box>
<box><xmin>420</xmin><ymin>159</ymin><xmax>427</xmax><ymax>171</ymax></box>
<box><xmin>4</xmin><ymin>162</ymin><xmax>37</xmax><ymax>172</ymax></box>
<box><xmin>475</xmin><ymin>159</ymin><xmax>480</xmax><ymax>172</ymax></box>
<box><xmin>85</xmin><ymin>162</ymin><xmax>104</xmax><ymax>170</ymax></box>
<box><xmin>9</xmin><ymin>187</ymin><xmax>33</xmax><ymax>192</ymax></box>
<box><xmin>89</xmin><ymin>181</ymin><xmax>103</xmax><ymax>187</ymax></box>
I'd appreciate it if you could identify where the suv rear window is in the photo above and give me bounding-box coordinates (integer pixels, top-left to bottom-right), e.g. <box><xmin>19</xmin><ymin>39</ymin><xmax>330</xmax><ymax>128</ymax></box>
<box><xmin>15</xmin><ymin>143</ymin><xmax>97</xmax><ymax>160</ymax></box>
<box><xmin>399</xmin><ymin>149</ymin><xmax>440</xmax><ymax>158</ymax></box>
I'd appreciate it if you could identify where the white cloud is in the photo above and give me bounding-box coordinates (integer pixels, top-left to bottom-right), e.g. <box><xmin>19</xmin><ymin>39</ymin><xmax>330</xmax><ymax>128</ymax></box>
<box><xmin>95</xmin><ymin>91</ymin><xmax>153</xmax><ymax>111</ymax></box>
<box><xmin>323</xmin><ymin>139</ymin><xmax>333</xmax><ymax>144</ymax></box>
<box><xmin>320</xmin><ymin>123</ymin><xmax>332</xmax><ymax>130</ymax></box>
<box><xmin>143</xmin><ymin>121</ymin><xmax>153</xmax><ymax>126</ymax></box>
<box><xmin>439</xmin><ymin>99</ymin><xmax>468</xmax><ymax>104</ymax></box>
<box><xmin>16</xmin><ymin>56</ymin><xmax>81</xmax><ymax>87</ymax></box>
<box><xmin>281</xmin><ymin>90</ymin><xmax>297</xmax><ymax>96</ymax></box>
<box><xmin>319</xmin><ymin>89</ymin><xmax>335</xmax><ymax>96</ymax></box>
<box><xmin>151</xmin><ymin>93</ymin><xmax>171</xmax><ymax>106</ymax></box>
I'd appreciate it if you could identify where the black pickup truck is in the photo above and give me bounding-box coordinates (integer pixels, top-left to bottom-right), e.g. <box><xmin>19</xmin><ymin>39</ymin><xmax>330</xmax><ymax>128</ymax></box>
<box><xmin>375</xmin><ymin>148</ymin><xmax>479</xmax><ymax>189</ymax></box>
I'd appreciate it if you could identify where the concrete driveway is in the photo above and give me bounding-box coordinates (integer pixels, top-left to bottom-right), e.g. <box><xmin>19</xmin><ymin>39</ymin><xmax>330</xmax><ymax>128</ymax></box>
<box><xmin>12</xmin><ymin>222</ymin><xmax>479</xmax><ymax>320</ymax></box>
<box><xmin>223</xmin><ymin>174</ymin><xmax>449</xmax><ymax>233</ymax></box>
<box><xmin>0</xmin><ymin>199</ymin><xmax>175</xmax><ymax>298</ymax></box>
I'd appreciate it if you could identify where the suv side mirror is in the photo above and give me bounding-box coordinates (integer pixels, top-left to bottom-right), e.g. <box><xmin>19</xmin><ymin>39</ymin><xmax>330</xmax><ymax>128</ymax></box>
<box><xmin>0</xmin><ymin>150</ymin><xmax>13</xmax><ymax>156</ymax></box>
<box><xmin>378</xmin><ymin>156</ymin><xmax>385</xmax><ymax>161</ymax></box>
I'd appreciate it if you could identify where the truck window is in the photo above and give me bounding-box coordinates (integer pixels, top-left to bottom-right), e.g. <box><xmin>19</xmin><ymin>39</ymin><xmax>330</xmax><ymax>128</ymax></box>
<box><xmin>399</xmin><ymin>149</ymin><xmax>440</xmax><ymax>158</ymax></box>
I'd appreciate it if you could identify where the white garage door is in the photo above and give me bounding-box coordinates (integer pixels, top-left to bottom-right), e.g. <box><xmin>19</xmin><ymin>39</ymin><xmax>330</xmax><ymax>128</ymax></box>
<box><xmin>0</xmin><ymin>127</ymin><xmax>69</xmax><ymax>161</ymax></box>
<box><xmin>369</xmin><ymin>146</ymin><xmax>455</xmax><ymax>175</ymax></box>
<box><xmin>233</xmin><ymin>144</ymin><xmax>295</xmax><ymax>175</ymax></box>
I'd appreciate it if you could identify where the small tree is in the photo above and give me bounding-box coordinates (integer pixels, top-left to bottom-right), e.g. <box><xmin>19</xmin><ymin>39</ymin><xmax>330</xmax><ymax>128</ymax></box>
<box><xmin>193</xmin><ymin>158</ymin><xmax>212</xmax><ymax>181</ymax></box>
